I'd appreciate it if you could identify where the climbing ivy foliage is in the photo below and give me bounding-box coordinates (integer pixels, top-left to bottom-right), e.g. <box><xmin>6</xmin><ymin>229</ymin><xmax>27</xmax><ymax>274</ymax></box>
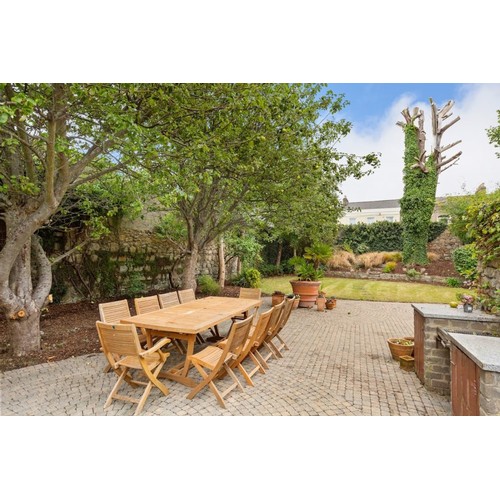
<box><xmin>400</xmin><ymin>125</ymin><xmax>438</xmax><ymax>265</ymax></box>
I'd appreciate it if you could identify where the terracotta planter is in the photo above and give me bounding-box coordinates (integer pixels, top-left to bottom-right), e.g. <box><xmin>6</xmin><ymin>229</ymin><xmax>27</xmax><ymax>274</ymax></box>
<box><xmin>387</xmin><ymin>337</ymin><xmax>414</xmax><ymax>361</ymax></box>
<box><xmin>272</xmin><ymin>292</ymin><xmax>285</xmax><ymax>306</ymax></box>
<box><xmin>326</xmin><ymin>299</ymin><xmax>336</xmax><ymax>310</ymax></box>
<box><xmin>293</xmin><ymin>298</ymin><xmax>300</xmax><ymax>309</ymax></box>
<box><xmin>316</xmin><ymin>297</ymin><xmax>326</xmax><ymax>311</ymax></box>
<box><xmin>290</xmin><ymin>280</ymin><xmax>321</xmax><ymax>308</ymax></box>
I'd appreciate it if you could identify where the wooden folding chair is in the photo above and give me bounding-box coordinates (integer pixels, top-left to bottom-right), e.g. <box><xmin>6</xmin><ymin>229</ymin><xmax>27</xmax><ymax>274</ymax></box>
<box><xmin>217</xmin><ymin>308</ymin><xmax>273</xmax><ymax>386</ymax></box>
<box><xmin>156</xmin><ymin>291</ymin><xmax>186</xmax><ymax>353</ymax></box>
<box><xmin>134</xmin><ymin>295</ymin><xmax>160</xmax><ymax>315</ymax></box>
<box><xmin>186</xmin><ymin>315</ymin><xmax>254</xmax><ymax>408</ymax></box>
<box><xmin>177</xmin><ymin>288</ymin><xmax>196</xmax><ymax>304</ymax></box>
<box><xmin>256</xmin><ymin>299</ymin><xmax>286</xmax><ymax>365</ymax></box>
<box><xmin>178</xmin><ymin>288</ymin><xmax>206</xmax><ymax>344</ymax></box>
<box><xmin>230</xmin><ymin>287</ymin><xmax>262</xmax><ymax>326</ymax></box>
<box><xmin>158</xmin><ymin>291</ymin><xmax>180</xmax><ymax>309</ymax></box>
<box><xmin>96</xmin><ymin>321</ymin><xmax>171</xmax><ymax>416</ymax></box>
<box><xmin>98</xmin><ymin>299</ymin><xmax>147</xmax><ymax>372</ymax></box>
<box><xmin>268</xmin><ymin>296</ymin><xmax>294</xmax><ymax>356</ymax></box>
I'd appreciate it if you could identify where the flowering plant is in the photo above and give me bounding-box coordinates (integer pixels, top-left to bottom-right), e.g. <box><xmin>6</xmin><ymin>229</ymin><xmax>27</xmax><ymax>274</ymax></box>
<box><xmin>459</xmin><ymin>293</ymin><xmax>475</xmax><ymax>305</ymax></box>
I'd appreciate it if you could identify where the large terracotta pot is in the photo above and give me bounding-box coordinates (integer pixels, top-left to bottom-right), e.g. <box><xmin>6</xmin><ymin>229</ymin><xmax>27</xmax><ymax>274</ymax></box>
<box><xmin>290</xmin><ymin>280</ymin><xmax>321</xmax><ymax>308</ymax></box>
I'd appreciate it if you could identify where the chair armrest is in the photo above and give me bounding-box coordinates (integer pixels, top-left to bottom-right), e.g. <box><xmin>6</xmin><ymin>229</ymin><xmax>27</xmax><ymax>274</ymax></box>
<box><xmin>140</xmin><ymin>338</ymin><xmax>171</xmax><ymax>356</ymax></box>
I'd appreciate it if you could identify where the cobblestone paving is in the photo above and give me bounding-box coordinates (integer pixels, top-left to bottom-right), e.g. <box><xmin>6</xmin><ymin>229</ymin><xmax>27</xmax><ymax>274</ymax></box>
<box><xmin>1</xmin><ymin>299</ymin><xmax>450</xmax><ymax>416</ymax></box>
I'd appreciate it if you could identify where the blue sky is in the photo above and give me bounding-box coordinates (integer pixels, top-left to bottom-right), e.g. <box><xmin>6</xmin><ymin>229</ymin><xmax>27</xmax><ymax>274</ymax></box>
<box><xmin>328</xmin><ymin>83</ymin><xmax>463</xmax><ymax>129</ymax></box>
<box><xmin>325</xmin><ymin>83</ymin><xmax>500</xmax><ymax>202</ymax></box>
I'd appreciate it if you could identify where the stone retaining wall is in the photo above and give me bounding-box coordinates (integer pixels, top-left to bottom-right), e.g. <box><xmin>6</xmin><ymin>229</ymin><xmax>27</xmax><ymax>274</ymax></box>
<box><xmin>427</xmin><ymin>228</ymin><xmax>462</xmax><ymax>261</ymax></box>
<box><xmin>326</xmin><ymin>270</ymin><xmax>446</xmax><ymax>285</ymax></box>
<box><xmin>48</xmin><ymin>225</ymin><xmax>237</xmax><ymax>303</ymax></box>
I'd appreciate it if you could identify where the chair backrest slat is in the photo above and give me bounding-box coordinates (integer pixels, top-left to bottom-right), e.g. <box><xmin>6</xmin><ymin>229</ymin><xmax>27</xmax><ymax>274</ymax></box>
<box><xmin>158</xmin><ymin>291</ymin><xmax>180</xmax><ymax>309</ymax></box>
<box><xmin>239</xmin><ymin>287</ymin><xmax>262</xmax><ymax>300</ymax></box>
<box><xmin>178</xmin><ymin>288</ymin><xmax>196</xmax><ymax>303</ymax></box>
<box><xmin>96</xmin><ymin>322</ymin><xmax>141</xmax><ymax>358</ymax></box>
<box><xmin>255</xmin><ymin>300</ymin><xmax>284</xmax><ymax>348</ymax></box>
<box><xmin>236</xmin><ymin>308</ymin><xmax>272</xmax><ymax>364</ymax></box>
<box><xmin>99</xmin><ymin>299</ymin><xmax>131</xmax><ymax>323</ymax></box>
<box><xmin>134</xmin><ymin>296</ymin><xmax>160</xmax><ymax>315</ymax></box>
<box><xmin>222</xmin><ymin>315</ymin><xmax>254</xmax><ymax>360</ymax></box>
<box><xmin>276</xmin><ymin>297</ymin><xmax>295</xmax><ymax>334</ymax></box>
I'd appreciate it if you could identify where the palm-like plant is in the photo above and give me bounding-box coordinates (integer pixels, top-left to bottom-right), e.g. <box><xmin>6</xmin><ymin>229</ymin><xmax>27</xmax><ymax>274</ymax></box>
<box><xmin>303</xmin><ymin>243</ymin><xmax>333</xmax><ymax>270</ymax></box>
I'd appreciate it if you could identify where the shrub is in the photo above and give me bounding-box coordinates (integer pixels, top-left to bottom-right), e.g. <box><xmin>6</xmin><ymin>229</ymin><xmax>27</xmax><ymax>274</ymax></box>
<box><xmin>383</xmin><ymin>251</ymin><xmax>402</xmax><ymax>263</ymax></box>
<box><xmin>335</xmin><ymin>220</ymin><xmax>447</xmax><ymax>253</ymax></box>
<box><xmin>406</xmin><ymin>268</ymin><xmax>421</xmax><ymax>279</ymax></box>
<box><xmin>238</xmin><ymin>268</ymin><xmax>262</xmax><ymax>288</ymax></box>
<box><xmin>427</xmin><ymin>252</ymin><xmax>440</xmax><ymax>262</ymax></box>
<box><xmin>357</xmin><ymin>252</ymin><xmax>386</xmax><ymax>269</ymax></box>
<box><xmin>258</xmin><ymin>263</ymin><xmax>283</xmax><ymax>277</ymax></box>
<box><xmin>452</xmin><ymin>244</ymin><xmax>478</xmax><ymax>280</ymax></box>
<box><xmin>197</xmin><ymin>274</ymin><xmax>221</xmax><ymax>295</ymax></box>
<box><xmin>383</xmin><ymin>261</ymin><xmax>397</xmax><ymax>273</ymax></box>
<box><xmin>327</xmin><ymin>250</ymin><xmax>356</xmax><ymax>270</ymax></box>
<box><xmin>446</xmin><ymin>277</ymin><xmax>463</xmax><ymax>288</ymax></box>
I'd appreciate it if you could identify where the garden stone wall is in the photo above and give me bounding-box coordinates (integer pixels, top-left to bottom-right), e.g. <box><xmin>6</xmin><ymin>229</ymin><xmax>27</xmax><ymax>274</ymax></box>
<box><xmin>427</xmin><ymin>229</ymin><xmax>461</xmax><ymax>261</ymax></box>
<box><xmin>48</xmin><ymin>220</ymin><xmax>237</xmax><ymax>304</ymax></box>
<box><xmin>326</xmin><ymin>270</ymin><xmax>446</xmax><ymax>285</ymax></box>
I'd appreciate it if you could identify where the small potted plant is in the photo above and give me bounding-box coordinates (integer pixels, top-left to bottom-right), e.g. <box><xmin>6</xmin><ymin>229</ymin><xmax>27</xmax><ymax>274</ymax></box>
<box><xmin>459</xmin><ymin>293</ymin><xmax>475</xmax><ymax>313</ymax></box>
<box><xmin>326</xmin><ymin>296</ymin><xmax>337</xmax><ymax>310</ymax></box>
<box><xmin>316</xmin><ymin>289</ymin><xmax>327</xmax><ymax>312</ymax></box>
<box><xmin>272</xmin><ymin>290</ymin><xmax>286</xmax><ymax>306</ymax></box>
<box><xmin>287</xmin><ymin>293</ymin><xmax>300</xmax><ymax>309</ymax></box>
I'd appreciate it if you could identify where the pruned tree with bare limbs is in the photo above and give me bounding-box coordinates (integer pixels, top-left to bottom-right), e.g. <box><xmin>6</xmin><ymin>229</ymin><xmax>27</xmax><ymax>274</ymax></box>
<box><xmin>397</xmin><ymin>98</ymin><xmax>462</xmax><ymax>265</ymax></box>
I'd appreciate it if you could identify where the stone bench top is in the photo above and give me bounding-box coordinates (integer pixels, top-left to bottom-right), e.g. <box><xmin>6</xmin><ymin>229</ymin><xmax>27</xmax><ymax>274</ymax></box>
<box><xmin>438</xmin><ymin>328</ymin><xmax>500</xmax><ymax>372</ymax></box>
<box><xmin>412</xmin><ymin>303</ymin><xmax>500</xmax><ymax>323</ymax></box>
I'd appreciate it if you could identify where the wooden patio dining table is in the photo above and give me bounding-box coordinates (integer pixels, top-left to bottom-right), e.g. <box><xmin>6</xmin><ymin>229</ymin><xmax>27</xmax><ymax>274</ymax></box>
<box><xmin>120</xmin><ymin>296</ymin><xmax>262</xmax><ymax>387</ymax></box>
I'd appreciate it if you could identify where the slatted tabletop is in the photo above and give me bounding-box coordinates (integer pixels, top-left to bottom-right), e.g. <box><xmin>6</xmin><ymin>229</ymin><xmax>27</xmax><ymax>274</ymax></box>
<box><xmin>120</xmin><ymin>296</ymin><xmax>263</xmax><ymax>387</ymax></box>
<box><xmin>121</xmin><ymin>296</ymin><xmax>262</xmax><ymax>335</ymax></box>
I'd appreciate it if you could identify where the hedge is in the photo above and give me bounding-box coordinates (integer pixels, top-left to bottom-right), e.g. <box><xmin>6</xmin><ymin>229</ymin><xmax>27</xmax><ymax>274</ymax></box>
<box><xmin>335</xmin><ymin>221</ymin><xmax>447</xmax><ymax>254</ymax></box>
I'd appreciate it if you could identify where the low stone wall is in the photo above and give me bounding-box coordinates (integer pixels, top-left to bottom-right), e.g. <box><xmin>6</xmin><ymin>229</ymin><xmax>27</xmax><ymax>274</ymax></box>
<box><xmin>48</xmin><ymin>226</ymin><xmax>237</xmax><ymax>303</ymax></box>
<box><xmin>326</xmin><ymin>270</ymin><xmax>446</xmax><ymax>285</ymax></box>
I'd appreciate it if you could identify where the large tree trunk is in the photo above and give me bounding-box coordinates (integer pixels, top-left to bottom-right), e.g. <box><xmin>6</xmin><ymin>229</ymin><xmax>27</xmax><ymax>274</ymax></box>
<box><xmin>10</xmin><ymin>308</ymin><xmax>42</xmax><ymax>355</ymax></box>
<box><xmin>181</xmin><ymin>242</ymin><xmax>199</xmax><ymax>291</ymax></box>
<box><xmin>2</xmin><ymin>235</ymin><xmax>52</xmax><ymax>356</ymax></box>
<box><xmin>275</xmin><ymin>241</ymin><xmax>283</xmax><ymax>267</ymax></box>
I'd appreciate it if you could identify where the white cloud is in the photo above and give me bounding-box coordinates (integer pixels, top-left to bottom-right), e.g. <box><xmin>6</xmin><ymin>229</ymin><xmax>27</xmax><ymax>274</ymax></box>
<box><xmin>339</xmin><ymin>84</ymin><xmax>500</xmax><ymax>202</ymax></box>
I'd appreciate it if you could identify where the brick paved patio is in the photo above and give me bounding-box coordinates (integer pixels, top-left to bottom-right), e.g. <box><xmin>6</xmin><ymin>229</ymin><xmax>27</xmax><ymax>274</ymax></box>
<box><xmin>0</xmin><ymin>299</ymin><xmax>450</xmax><ymax>416</ymax></box>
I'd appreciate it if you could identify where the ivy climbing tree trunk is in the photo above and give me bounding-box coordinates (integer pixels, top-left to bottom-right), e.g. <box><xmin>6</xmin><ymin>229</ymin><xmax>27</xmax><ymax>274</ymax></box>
<box><xmin>398</xmin><ymin>100</ymin><xmax>462</xmax><ymax>265</ymax></box>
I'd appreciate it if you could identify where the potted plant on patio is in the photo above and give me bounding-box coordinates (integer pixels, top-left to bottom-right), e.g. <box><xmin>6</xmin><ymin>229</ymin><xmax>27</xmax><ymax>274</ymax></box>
<box><xmin>387</xmin><ymin>337</ymin><xmax>414</xmax><ymax>361</ymax></box>
<box><xmin>316</xmin><ymin>289</ymin><xmax>327</xmax><ymax>311</ymax></box>
<box><xmin>287</xmin><ymin>293</ymin><xmax>301</xmax><ymax>309</ymax></box>
<box><xmin>272</xmin><ymin>290</ymin><xmax>286</xmax><ymax>306</ymax></box>
<box><xmin>326</xmin><ymin>296</ymin><xmax>337</xmax><ymax>309</ymax></box>
<box><xmin>290</xmin><ymin>243</ymin><xmax>333</xmax><ymax>308</ymax></box>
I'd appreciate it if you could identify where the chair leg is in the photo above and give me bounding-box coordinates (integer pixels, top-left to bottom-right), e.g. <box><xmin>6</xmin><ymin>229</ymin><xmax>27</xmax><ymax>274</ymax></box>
<box><xmin>105</xmin><ymin>367</ymin><xmax>129</xmax><ymax>409</ymax></box>
<box><xmin>237</xmin><ymin>363</ymin><xmax>254</xmax><ymax>387</ymax></box>
<box><xmin>223</xmin><ymin>363</ymin><xmax>245</xmax><ymax>393</ymax></box>
<box><xmin>274</xmin><ymin>333</ymin><xmax>289</xmax><ymax>353</ymax></box>
<box><xmin>252</xmin><ymin>349</ymin><xmax>269</xmax><ymax>370</ymax></box>
<box><xmin>187</xmin><ymin>362</ymin><xmax>226</xmax><ymax>408</ymax></box>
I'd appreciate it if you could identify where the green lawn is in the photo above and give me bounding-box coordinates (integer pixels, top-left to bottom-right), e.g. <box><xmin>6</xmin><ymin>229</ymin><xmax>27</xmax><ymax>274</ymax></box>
<box><xmin>261</xmin><ymin>275</ymin><xmax>469</xmax><ymax>304</ymax></box>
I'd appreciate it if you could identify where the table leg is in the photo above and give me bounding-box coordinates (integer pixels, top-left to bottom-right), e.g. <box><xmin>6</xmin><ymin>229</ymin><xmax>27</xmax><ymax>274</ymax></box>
<box><xmin>158</xmin><ymin>334</ymin><xmax>197</xmax><ymax>387</ymax></box>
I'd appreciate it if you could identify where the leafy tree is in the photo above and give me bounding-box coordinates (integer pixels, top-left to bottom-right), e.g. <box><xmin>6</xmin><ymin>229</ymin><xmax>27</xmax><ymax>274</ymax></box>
<box><xmin>444</xmin><ymin>187</ymin><xmax>499</xmax><ymax>244</ymax></box>
<box><xmin>142</xmin><ymin>83</ymin><xmax>379</xmax><ymax>290</ymax></box>
<box><xmin>0</xmin><ymin>83</ymin><xmax>151</xmax><ymax>355</ymax></box>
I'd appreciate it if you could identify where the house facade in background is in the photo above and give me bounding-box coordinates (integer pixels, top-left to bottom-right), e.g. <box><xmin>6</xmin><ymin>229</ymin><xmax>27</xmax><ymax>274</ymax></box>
<box><xmin>339</xmin><ymin>197</ymin><xmax>449</xmax><ymax>225</ymax></box>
